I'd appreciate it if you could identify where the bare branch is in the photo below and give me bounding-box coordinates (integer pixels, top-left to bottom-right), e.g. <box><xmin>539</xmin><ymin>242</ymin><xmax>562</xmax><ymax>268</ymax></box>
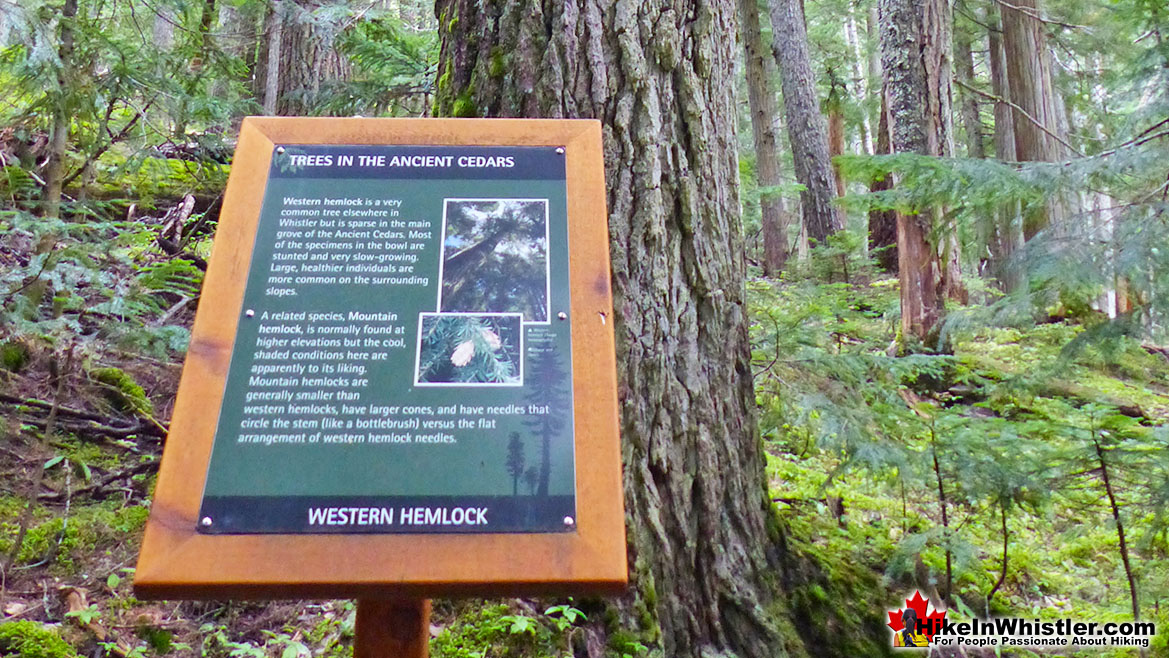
<box><xmin>954</xmin><ymin>78</ymin><xmax>1085</xmax><ymax>157</ymax></box>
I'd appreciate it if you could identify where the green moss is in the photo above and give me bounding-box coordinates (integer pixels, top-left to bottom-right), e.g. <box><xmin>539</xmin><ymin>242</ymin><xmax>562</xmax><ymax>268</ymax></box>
<box><xmin>430</xmin><ymin>602</ymin><xmax>561</xmax><ymax>658</ymax></box>
<box><xmin>89</xmin><ymin>367</ymin><xmax>153</xmax><ymax>415</ymax></box>
<box><xmin>0</xmin><ymin>621</ymin><xmax>79</xmax><ymax>658</ymax></box>
<box><xmin>489</xmin><ymin>47</ymin><xmax>507</xmax><ymax>79</ymax></box>
<box><xmin>451</xmin><ymin>90</ymin><xmax>477</xmax><ymax>118</ymax></box>
<box><xmin>0</xmin><ymin>340</ymin><xmax>31</xmax><ymax>372</ymax></box>
<box><xmin>59</xmin><ymin>439</ymin><xmax>120</xmax><ymax>471</ymax></box>
<box><xmin>110</xmin><ymin>504</ymin><xmax>150</xmax><ymax>534</ymax></box>
<box><xmin>94</xmin><ymin>157</ymin><xmax>228</xmax><ymax>207</ymax></box>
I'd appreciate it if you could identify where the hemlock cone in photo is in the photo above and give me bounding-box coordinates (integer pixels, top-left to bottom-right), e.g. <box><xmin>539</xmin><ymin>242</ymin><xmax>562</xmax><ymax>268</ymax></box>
<box><xmin>416</xmin><ymin>313</ymin><xmax>522</xmax><ymax>385</ymax></box>
<box><xmin>440</xmin><ymin>199</ymin><xmax>549</xmax><ymax>322</ymax></box>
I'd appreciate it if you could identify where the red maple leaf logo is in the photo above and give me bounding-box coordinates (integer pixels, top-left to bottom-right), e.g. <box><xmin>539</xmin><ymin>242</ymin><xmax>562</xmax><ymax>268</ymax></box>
<box><xmin>887</xmin><ymin>591</ymin><xmax>947</xmax><ymax>641</ymax></box>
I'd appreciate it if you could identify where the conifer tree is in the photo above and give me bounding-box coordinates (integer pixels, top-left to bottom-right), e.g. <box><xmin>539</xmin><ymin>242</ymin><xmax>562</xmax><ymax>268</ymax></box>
<box><xmin>435</xmin><ymin>1</ymin><xmax>799</xmax><ymax>655</ymax></box>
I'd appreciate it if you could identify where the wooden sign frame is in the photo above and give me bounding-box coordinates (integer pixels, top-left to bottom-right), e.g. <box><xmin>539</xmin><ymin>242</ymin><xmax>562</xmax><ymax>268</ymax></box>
<box><xmin>134</xmin><ymin>118</ymin><xmax>626</xmax><ymax>600</ymax></box>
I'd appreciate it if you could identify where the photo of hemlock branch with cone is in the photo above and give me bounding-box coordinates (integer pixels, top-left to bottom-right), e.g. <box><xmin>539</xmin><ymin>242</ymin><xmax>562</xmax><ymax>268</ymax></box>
<box><xmin>440</xmin><ymin>199</ymin><xmax>549</xmax><ymax>322</ymax></box>
<box><xmin>415</xmin><ymin>314</ymin><xmax>522</xmax><ymax>385</ymax></box>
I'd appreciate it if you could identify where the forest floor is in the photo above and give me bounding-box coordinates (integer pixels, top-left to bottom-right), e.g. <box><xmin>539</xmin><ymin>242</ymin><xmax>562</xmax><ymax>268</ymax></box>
<box><xmin>0</xmin><ymin>177</ymin><xmax>1167</xmax><ymax>657</ymax></box>
<box><xmin>750</xmin><ymin>263</ymin><xmax>1169</xmax><ymax>658</ymax></box>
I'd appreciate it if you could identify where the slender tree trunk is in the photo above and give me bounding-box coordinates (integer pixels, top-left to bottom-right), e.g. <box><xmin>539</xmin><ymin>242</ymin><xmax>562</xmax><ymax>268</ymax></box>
<box><xmin>1001</xmin><ymin>0</ymin><xmax>1067</xmax><ymax>238</ymax></box>
<box><xmin>42</xmin><ymin>0</ymin><xmax>78</xmax><ymax>219</ymax></box>
<box><xmin>739</xmin><ymin>0</ymin><xmax>791</xmax><ymax>275</ymax></box>
<box><xmin>152</xmin><ymin>4</ymin><xmax>177</xmax><ymax>50</ymax></box>
<box><xmin>878</xmin><ymin>0</ymin><xmax>949</xmax><ymax>345</ymax></box>
<box><xmin>1094</xmin><ymin>437</ymin><xmax>1140</xmax><ymax>622</ymax></box>
<box><xmin>173</xmin><ymin>0</ymin><xmax>218</xmax><ymax>137</ymax></box>
<box><xmin>261</xmin><ymin>1</ymin><xmax>284</xmax><ymax>115</ymax></box>
<box><xmin>826</xmin><ymin>84</ymin><xmax>848</xmax><ymax>198</ymax></box>
<box><xmin>987</xmin><ymin>503</ymin><xmax>1009</xmax><ymax>605</ymax></box>
<box><xmin>954</xmin><ymin>27</ymin><xmax>984</xmax><ymax>159</ymax></box>
<box><xmin>767</xmin><ymin>0</ymin><xmax>842</xmax><ymax>245</ymax></box>
<box><xmin>866</xmin><ymin>5</ymin><xmax>882</xmax><ymax>101</ymax></box>
<box><xmin>931</xmin><ymin>438</ymin><xmax>953</xmax><ymax>605</ymax></box>
<box><xmin>867</xmin><ymin>9</ymin><xmax>897</xmax><ymax>272</ymax></box>
<box><xmin>435</xmin><ymin>2</ymin><xmax>797</xmax><ymax>657</ymax></box>
<box><xmin>212</xmin><ymin>3</ymin><xmax>255</xmax><ymax>102</ymax></box>
<box><xmin>988</xmin><ymin>7</ymin><xmax>1024</xmax><ymax>291</ymax></box>
<box><xmin>845</xmin><ymin>12</ymin><xmax>874</xmax><ymax>156</ymax></box>
<box><xmin>869</xmin><ymin>93</ymin><xmax>898</xmax><ymax>272</ymax></box>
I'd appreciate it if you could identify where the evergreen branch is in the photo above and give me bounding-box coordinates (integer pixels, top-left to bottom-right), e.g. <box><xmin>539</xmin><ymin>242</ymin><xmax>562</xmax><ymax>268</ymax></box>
<box><xmin>59</xmin><ymin>100</ymin><xmax>152</xmax><ymax>189</ymax></box>
<box><xmin>0</xmin><ymin>250</ymin><xmax>57</xmax><ymax>309</ymax></box>
<box><xmin>954</xmin><ymin>79</ymin><xmax>1085</xmax><ymax>157</ymax></box>
<box><xmin>1093</xmin><ymin>117</ymin><xmax>1169</xmax><ymax>158</ymax></box>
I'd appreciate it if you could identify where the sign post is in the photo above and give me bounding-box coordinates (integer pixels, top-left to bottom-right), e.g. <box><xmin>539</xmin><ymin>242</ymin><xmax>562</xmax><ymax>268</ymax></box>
<box><xmin>355</xmin><ymin>600</ymin><xmax>430</xmax><ymax>658</ymax></box>
<box><xmin>135</xmin><ymin>119</ymin><xmax>626</xmax><ymax>653</ymax></box>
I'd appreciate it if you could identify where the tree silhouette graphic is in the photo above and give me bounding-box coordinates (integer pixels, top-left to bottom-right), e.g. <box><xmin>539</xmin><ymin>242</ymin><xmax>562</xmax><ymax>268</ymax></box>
<box><xmin>505</xmin><ymin>431</ymin><xmax>526</xmax><ymax>496</ymax></box>
<box><xmin>522</xmin><ymin>341</ymin><xmax>569</xmax><ymax>497</ymax></box>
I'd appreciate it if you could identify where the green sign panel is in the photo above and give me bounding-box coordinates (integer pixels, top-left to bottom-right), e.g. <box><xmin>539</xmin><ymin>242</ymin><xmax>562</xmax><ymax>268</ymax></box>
<box><xmin>198</xmin><ymin>145</ymin><xmax>575</xmax><ymax>534</ymax></box>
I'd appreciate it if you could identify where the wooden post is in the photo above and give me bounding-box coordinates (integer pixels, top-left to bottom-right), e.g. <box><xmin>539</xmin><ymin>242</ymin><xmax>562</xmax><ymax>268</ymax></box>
<box><xmin>355</xmin><ymin>599</ymin><xmax>430</xmax><ymax>658</ymax></box>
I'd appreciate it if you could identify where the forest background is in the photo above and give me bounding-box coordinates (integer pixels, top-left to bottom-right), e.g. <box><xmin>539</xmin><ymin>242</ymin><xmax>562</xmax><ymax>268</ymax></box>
<box><xmin>0</xmin><ymin>0</ymin><xmax>1167</xmax><ymax>657</ymax></box>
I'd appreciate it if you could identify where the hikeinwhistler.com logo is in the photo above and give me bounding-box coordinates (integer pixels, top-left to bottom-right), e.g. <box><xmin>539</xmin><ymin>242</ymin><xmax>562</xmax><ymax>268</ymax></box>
<box><xmin>887</xmin><ymin>591</ymin><xmax>1157</xmax><ymax>650</ymax></box>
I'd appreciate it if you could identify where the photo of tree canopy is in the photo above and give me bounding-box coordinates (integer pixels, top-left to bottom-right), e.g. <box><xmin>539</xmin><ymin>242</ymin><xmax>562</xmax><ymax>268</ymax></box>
<box><xmin>439</xmin><ymin>199</ymin><xmax>549</xmax><ymax>322</ymax></box>
<box><xmin>415</xmin><ymin>314</ymin><xmax>522</xmax><ymax>385</ymax></box>
<box><xmin>0</xmin><ymin>0</ymin><xmax>1168</xmax><ymax>655</ymax></box>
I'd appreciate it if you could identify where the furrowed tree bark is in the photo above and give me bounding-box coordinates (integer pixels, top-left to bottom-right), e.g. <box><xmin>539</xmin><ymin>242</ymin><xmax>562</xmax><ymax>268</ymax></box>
<box><xmin>878</xmin><ymin>0</ymin><xmax>949</xmax><ymax>346</ymax></box>
<box><xmin>1001</xmin><ymin>0</ymin><xmax>1067</xmax><ymax>238</ymax></box>
<box><xmin>257</xmin><ymin>0</ymin><xmax>352</xmax><ymax>116</ymax></box>
<box><xmin>261</xmin><ymin>1</ymin><xmax>284</xmax><ymax>115</ymax></box>
<box><xmin>766</xmin><ymin>0</ymin><xmax>843</xmax><ymax>245</ymax></box>
<box><xmin>436</xmin><ymin>2</ymin><xmax>795</xmax><ymax>656</ymax></box>
<box><xmin>987</xmin><ymin>6</ymin><xmax>1024</xmax><ymax>291</ymax></box>
<box><xmin>739</xmin><ymin>0</ymin><xmax>792</xmax><ymax>275</ymax></box>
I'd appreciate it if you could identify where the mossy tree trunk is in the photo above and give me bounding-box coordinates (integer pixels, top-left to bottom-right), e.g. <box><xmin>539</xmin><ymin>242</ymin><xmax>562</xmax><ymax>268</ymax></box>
<box><xmin>435</xmin><ymin>2</ymin><xmax>796</xmax><ymax>657</ymax></box>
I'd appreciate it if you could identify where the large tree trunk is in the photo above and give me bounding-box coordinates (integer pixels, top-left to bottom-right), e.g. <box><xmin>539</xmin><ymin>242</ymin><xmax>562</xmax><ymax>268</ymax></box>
<box><xmin>739</xmin><ymin>0</ymin><xmax>792</xmax><ymax>275</ymax></box>
<box><xmin>435</xmin><ymin>2</ymin><xmax>794</xmax><ymax>657</ymax></box>
<box><xmin>256</xmin><ymin>0</ymin><xmax>352</xmax><ymax>116</ymax></box>
<box><xmin>1001</xmin><ymin>0</ymin><xmax>1067</xmax><ymax>238</ymax></box>
<box><xmin>878</xmin><ymin>0</ymin><xmax>951</xmax><ymax>346</ymax></box>
<box><xmin>766</xmin><ymin>0</ymin><xmax>842</xmax><ymax>246</ymax></box>
<box><xmin>988</xmin><ymin>7</ymin><xmax>1024</xmax><ymax>291</ymax></box>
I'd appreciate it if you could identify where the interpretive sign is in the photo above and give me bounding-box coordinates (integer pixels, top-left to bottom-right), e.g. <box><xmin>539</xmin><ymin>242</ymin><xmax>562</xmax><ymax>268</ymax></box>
<box><xmin>200</xmin><ymin>145</ymin><xmax>574</xmax><ymax>534</ymax></box>
<box><xmin>135</xmin><ymin>118</ymin><xmax>626</xmax><ymax>599</ymax></box>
